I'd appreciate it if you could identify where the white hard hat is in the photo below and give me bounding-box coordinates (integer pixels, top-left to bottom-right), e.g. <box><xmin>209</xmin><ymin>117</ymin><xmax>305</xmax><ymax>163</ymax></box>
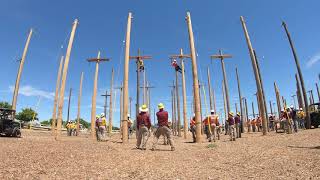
<box><xmin>127</xmin><ymin>113</ymin><xmax>130</xmax><ymax>117</ymax></box>
<box><xmin>290</xmin><ymin>105</ymin><xmax>294</xmax><ymax>109</ymax></box>
<box><xmin>299</xmin><ymin>108</ymin><xmax>303</xmax><ymax>110</ymax></box>
<box><xmin>193</xmin><ymin>113</ymin><xmax>195</xmax><ymax>116</ymax></box>
<box><xmin>210</xmin><ymin>110</ymin><xmax>215</xmax><ymax>113</ymax></box>
<box><xmin>100</xmin><ymin>113</ymin><xmax>105</xmax><ymax>117</ymax></box>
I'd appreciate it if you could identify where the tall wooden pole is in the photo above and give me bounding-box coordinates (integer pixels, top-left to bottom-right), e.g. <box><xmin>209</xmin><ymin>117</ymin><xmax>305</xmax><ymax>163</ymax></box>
<box><xmin>269</xmin><ymin>101</ymin><xmax>273</xmax><ymax>115</ymax></box>
<box><xmin>252</xmin><ymin>102</ymin><xmax>255</xmax><ymax>118</ymax></box>
<box><xmin>108</xmin><ymin>68</ymin><xmax>114</xmax><ymax>133</ymax></box>
<box><xmin>240</xmin><ymin>16</ymin><xmax>267</xmax><ymax>135</ymax></box>
<box><xmin>175</xmin><ymin>67</ymin><xmax>182</xmax><ymax>137</ymax></box>
<box><xmin>316</xmin><ymin>83</ymin><xmax>320</xmax><ymax>102</ymax></box>
<box><xmin>296</xmin><ymin>74</ymin><xmax>304</xmax><ymax>109</ymax></box>
<box><xmin>12</xmin><ymin>29</ymin><xmax>33</xmax><ymax>111</ymax></box>
<box><xmin>222</xmin><ymin>80</ymin><xmax>227</xmax><ymax>120</ymax></box>
<box><xmin>291</xmin><ymin>95</ymin><xmax>297</xmax><ymax>109</ymax></box>
<box><xmin>253</xmin><ymin>50</ymin><xmax>268</xmax><ymax>128</ymax></box>
<box><xmin>143</xmin><ymin>69</ymin><xmax>147</xmax><ymax>104</ymax></box>
<box><xmin>211</xmin><ymin>50</ymin><xmax>232</xmax><ymax>114</ymax></box>
<box><xmin>90</xmin><ymin>51</ymin><xmax>100</xmax><ymax>139</ymax></box>
<box><xmin>52</xmin><ymin>56</ymin><xmax>64</xmax><ymax>133</ymax></box>
<box><xmin>56</xmin><ymin>19</ymin><xmax>79</xmax><ymax>140</ymax></box>
<box><xmin>101</xmin><ymin>91</ymin><xmax>110</xmax><ymax>118</ymax></box>
<box><xmin>170</xmin><ymin>49</ymin><xmax>191</xmax><ymax>139</ymax></box>
<box><xmin>274</xmin><ymin>82</ymin><xmax>282</xmax><ymax>119</ymax></box>
<box><xmin>207</xmin><ymin>67</ymin><xmax>213</xmax><ymax>110</ymax></box>
<box><xmin>282</xmin><ymin>21</ymin><xmax>310</xmax><ymax>129</ymax></box>
<box><xmin>120</xmin><ymin>84</ymin><xmax>123</xmax><ymax>133</ymax></box>
<box><xmin>198</xmin><ymin>80</ymin><xmax>204</xmax><ymax>134</ymax></box>
<box><xmin>76</xmin><ymin>72</ymin><xmax>84</xmax><ymax>135</ymax></box>
<box><xmin>66</xmin><ymin>88</ymin><xmax>72</xmax><ymax>122</ymax></box>
<box><xmin>181</xmin><ymin>59</ymin><xmax>188</xmax><ymax>139</ymax></box>
<box><xmin>186</xmin><ymin>12</ymin><xmax>202</xmax><ymax>142</ymax></box>
<box><xmin>244</xmin><ymin>98</ymin><xmax>249</xmax><ymax>124</ymax></box>
<box><xmin>122</xmin><ymin>12</ymin><xmax>132</xmax><ymax>143</ymax></box>
<box><xmin>172</xmin><ymin>82</ymin><xmax>177</xmax><ymax>135</ymax></box>
<box><xmin>236</xmin><ymin>67</ymin><xmax>244</xmax><ymax>132</ymax></box>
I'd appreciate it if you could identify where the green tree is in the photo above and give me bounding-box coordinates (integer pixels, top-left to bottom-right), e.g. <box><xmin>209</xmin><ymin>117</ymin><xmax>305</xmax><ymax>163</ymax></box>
<box><xmin>41</xmin><ymin>120</ymin><xmax>51</xmax><ymax>126</ymax></box>
<box><xmin>16</xmin><ymin>108</ymin><xmax>38</xmax><ymax>122</ymax></box>
<box><xmin>0</xmin><ymin>101</ymin><xmax>12</xmax><ymax>109</ymax></box>
<box><xmin>77</xmin><ymin>118</ymin><xmax>90</xmax><ymax>129</ymax></box>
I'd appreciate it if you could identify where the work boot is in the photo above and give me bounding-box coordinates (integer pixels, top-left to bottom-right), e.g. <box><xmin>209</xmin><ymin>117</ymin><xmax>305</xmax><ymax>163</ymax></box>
<box><xmin>171</xmin><ymin>147</ymin><xmax>175</xmax><ymax>151</ymax></box>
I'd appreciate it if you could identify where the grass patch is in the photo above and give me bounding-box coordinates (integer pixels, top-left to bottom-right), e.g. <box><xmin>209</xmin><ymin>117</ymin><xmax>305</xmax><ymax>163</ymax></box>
<box><xmin>207</xmin><ymin>143</ymin><xmax>217</xmax><ymax>148</ymax></box>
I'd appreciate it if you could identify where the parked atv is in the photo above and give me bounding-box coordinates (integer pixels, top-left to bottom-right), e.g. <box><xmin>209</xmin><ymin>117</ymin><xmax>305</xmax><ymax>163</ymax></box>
<box><xmin>0</xmin><ymin>108</ymin><xmax>21</xmax><ymax>137</ymax></box>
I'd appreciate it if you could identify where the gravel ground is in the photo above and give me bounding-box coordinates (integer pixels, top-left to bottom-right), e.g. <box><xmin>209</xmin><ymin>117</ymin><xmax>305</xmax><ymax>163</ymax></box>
<box><xmin>0</xmin><ymin>128</ymin><xmax>319</xmax><ymax>179</ymax></box>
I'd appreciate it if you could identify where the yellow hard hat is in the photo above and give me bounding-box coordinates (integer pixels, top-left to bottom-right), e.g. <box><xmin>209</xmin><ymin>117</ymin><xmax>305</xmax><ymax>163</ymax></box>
<box><xmin>158</xmin><ymin>103</ymin><xmax>164</xmax><ymax>109</ymax></box>
<box><xmin>96</xmin><ymin>115</ymin><xmax>100</xmax><ymax>119</ymax></box>
<box><xmin>237</xmin><ymin>112</ymin><xmax>240</xmax><ymax>116</ymax></box>
<box><xmin>139</xmin><ymin>104</ymin><xmax>148</xmax><ymax>112</ymax></box>
<box><xmin>229</xmin><ymin>112</ymin><xmax>234</xmax><ymax>116</ymax></box>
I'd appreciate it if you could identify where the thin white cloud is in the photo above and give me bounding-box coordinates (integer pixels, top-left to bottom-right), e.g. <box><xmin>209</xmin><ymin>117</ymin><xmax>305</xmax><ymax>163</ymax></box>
<box><xmin>307</xmin><ymin>52</ymin><xmax>320</xmax><ymax>68</ymax></box>
<box><xmin>9</xmin><ymin>85</ymin><xmax>54</xmax><ymax>100</ymax></box>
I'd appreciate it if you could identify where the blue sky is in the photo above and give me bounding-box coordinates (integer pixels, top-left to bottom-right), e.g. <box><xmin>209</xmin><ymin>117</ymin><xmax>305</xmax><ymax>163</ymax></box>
<box><xmin>0</xmin><ymin>0</ymin><xmax>319</xmax><ymax>127</ymax></box>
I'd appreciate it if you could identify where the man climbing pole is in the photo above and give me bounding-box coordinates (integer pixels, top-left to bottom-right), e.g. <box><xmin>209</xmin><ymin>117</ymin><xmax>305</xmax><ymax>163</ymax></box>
<box><xmin>151</xmin><ymin>103</ymin><xmax>175</xmax><ymax>151</ymax></box>
<box><xmin>171</xmin><ymin>59</ymin><xmax>182</xmax><ymax>73</ymax></box>
<box><xmin>138</xmin><ymin>59</ymin><xmax>144</xmax><ymax>71</ymax></box>
<box><xmin>136</xmin><ymin>105</ymin><xmax>151</xmax><ymax>150</ymax></box>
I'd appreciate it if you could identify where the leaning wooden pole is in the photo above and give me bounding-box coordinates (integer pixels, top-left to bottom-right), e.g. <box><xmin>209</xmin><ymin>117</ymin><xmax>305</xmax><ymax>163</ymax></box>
<box><xmin>122</xmin><ymin>12</ymin><xmax>132</xmax><ymax>143</ymax></box>
<box><xmin>52</xmin><ymin>56</ymin><xmax>64</xmax><ymax>133</ymax></box>
<box><xmin>175</xmin><ymin>67</ymin><xmax>182</xmax><ymax>137</ymax></box>
<box><xmin>109</xmin><ymin>68</ymin><xmax>114</xmax><ymax>133</ymax></box>
<box><xmin>274</xmin><ymin>82</ymin><xmax>282</xmax><ymax>119</ymax></box>
<box><xmin>56</xmin><ymin>19</ymin><xmax>79</xmax><ymax>140</ymax></box>
<box><xmin>76</xmin><ymin>72</ymin><xmax>84</xmax><ymax>135</ymax></box>
<box><xmin>186</xmin><ymin>12</ymin><xmax>202</xmax><ymax>142</ymax></box>
<box><xmin>207</xmin><ymin>67</ymin><xmax>213</xmax><ymax>110</ymax></box>
<box><xmin>282</xmin><ymin>21</ymin><xmax>310</xmax><ymax>129</ymax></box>
<box><xmin>253</xmin><ymin>50</ymin><xmax>269</xmax><ymax>129</ymax></box>
<box><xmin>181</xmin><ymin>59</ymin><xmax>188</xmax><ymax>139</ymax></box>
<box><xmin>240</xmin><ymin>16</ymin><xmax>267</xmax><ymax>135</ymax></box>
<box><xmin>236</xmin><ymin>67</ymin><xmax>244</xmax><ymax>133</ymax></box>
<box><xmin>12</xmin><ymin>29</ymin><xmax>33</xmax><ymax>111</ymax></box>
<box><xmin>90</xmin><ymin>51</ymin><xmax>101</xmax><ymax>139</ymax></box>
<box><xmin>213</xmin><ymin>89</ymin><xmax>217</xmax><ymax>113</ymax></box>
<box><xmin>66</xmin><ymin>88</ymin><xmax>72</xmax><ymax>123</ymax></box>
<box><xmin>296</xmin><ymin>74</ymin><xmax>304</xmax><ymax>109</ymax></box>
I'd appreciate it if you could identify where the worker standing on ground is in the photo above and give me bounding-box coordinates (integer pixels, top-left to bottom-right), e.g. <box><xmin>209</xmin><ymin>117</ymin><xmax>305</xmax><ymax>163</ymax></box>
<box><xmin>71</xmin><ymin>121</ymin><xmax>76</xmax><ymax>136</ymax></box>
<box><xmin>235</xmin><ymin>112</ymin><xmax>241</xmax><ymax>138</ymax></box>
<box><xmin>95</xmin><ymin>115</ymin><xmax>100</xmax><ymax>141</ymax></box>
<box><xmin>128</xmin><ymin>113</ymin><xmax>133</xmax><ymax>138</ymax></box>
<box><xmin>256</xmin><ymin>116</ymin><xmax>262</xmax><ymax>132</ymax></box>
<box><xmin>152</xmin><ymin>103</ymin><xmax>175</xmax><ymax>151</ymax></box>
<box><xmin>297</xmin><ymin>108</ymin><xmax>305</xmax><ymax>129</ymax></box>
<box><xmin>136</xmin><ymin>105</ymin><xmax>151</xmax><ymax>150</ymax></box>
<box><xmin>227</xmin><ymin>112</ymin><xmax>236</xmax><ymax>141</ymax></box>
<box><xmin>210</xmin><ymin>110</ymin><xmax>220</xmax><ymax>142</ymax></box>
<box><xmin>99</xmin><ymin>113</ymin><xmax>107</xmax><ymax>141</ymax></box>
<box><xmin>190</xmin><ymin>113</ymin><xmax>196</xmax><ymax>143</ymax></box>
<box><xmin>66</xmin><ymin>121</ymin><xmax>72</xmax><ymax>136</ymax></box>
<box><xmin>290</xmin><ymin>105</ymin><xmax>298</xmax><ymax>132</ymax></box>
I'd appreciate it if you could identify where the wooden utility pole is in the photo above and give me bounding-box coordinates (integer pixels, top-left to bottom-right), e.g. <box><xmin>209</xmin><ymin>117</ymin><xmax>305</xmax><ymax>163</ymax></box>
<box><xmin>66</xmin><ymin>88</ymin><xmax>72</xmax><ymax>122</ymax></box>
<box><xmin>236</xmin><ymin>67</ymin><xmax>244</xmax><ymax>132</ymax></box>
<box><xmin>274</xmin><ymin>82</ymin><xmax>282</xmax><ymax>119</ymax></box>
<box><xmin>12</xmin><ymin>29</ymin><xmax>33</xmax><ymax>111</ymax></box>
<box><xmin>211</xmin><ymin>50</ymin><xmax>232</xmax><ymax>114</ymax></box>
<box><xmin>308</xmin><ymin>90</ymin><xmax>315</xmax><ymax>104</ymax></box>
<box><xmin>108</xmin><ymin>68</ymin><xmax>114</xmax><ymax>133</ymax></box>
<box><xmin>186</xmin><ymin>12</ymin><xmax>202</xmax><ymax>142</ymax></box>
<box><xmin>76</xmin><ymin>72</ymin><xmax>84</xmax><ymax>135</ymax></box>
<box><xmin>170</xmin><ymin>48</ymin><xmax>191</xmax><ymax>138</ymax></box>
<box><xmin>139</xmin><ymin>82</ymin><xmax>154</xmax><ymax>109</ymax></box>
<box><xmin>171</xmin><ymin>82</ymin><xmax>177</xmax><ymax>135</ymax></box>
<box><xmin>252</xmin><ymin>102</ymin><xmax>255</xmax><ymax>118</ymax></box>
<box><xmin>269</xmin><ymin>101</ymin><xmax>273</xmax><ymax>115</ymax></box>
<box><xmin>122</xmin><ymin>12</ymin><xmax>132</xmax><ymax>143</ymax></box>
<box><xmin>115</xmin><ymin>84</ymin><xmax>124</xmax><ymax>133</ymax></box>
<box><xmin>253</xmin><ymin>50</ymin><xmax>268</xmax><ymax>128</ymax></box>
<box><xmin>291</xmin><ymin>95</ymin><xmax>297</xmax><ymax>109</ymax></box>
<box><xmin>129</xmin><ymin>97</ymin><xmax>132</xmax><ymax>118</ymax></box>
<box><xmin>129</xmin><ymin>49</ymin><xmax>152</xmax><ymax>129</ymax></box>
<box><xmin>282</xmin><ymin>21</ymin><xmax>310</xmax><ymax>129</ymax></box>
<box><xmin>296</xmin><ymin>74</ymin><xmax>304</xmax><ymax>109</ymax></box>
<box><xmin>56</xmin><ymin>19</ymin><xmax>79</xmax><ymax>140</ymax></box>
<box><xmin>171</xmin><ymin>89</ymin><xmax>175</xmax><ymax>133</ymax></box>
<box><xmin>316</xmin><ymin>83</ymin><xmax>320</xmax><ymax>102</ymax></box>
<box><xmin>244</xmin><ymin>98</ymin><xmax>249</xmax><ymax>125</ymax></box>
<box><xmin>207</xmin><ymin>67</ymin><xmax>214</xmax><ymax>110</ymax></box>
<box><xmin>52</xmin><ymin>56</ymin><xmax>64</xmax><ymax>133</ymax></box>
<box><xmin>198</xmin><ymin>80</ymin><xmax>204</xmax><ymax>134</ymax></box>
<box><xmin>240</xmin><ymin>16</ymin><xmax>267</xmax><ymax>135</ymax></box>
<box><xmin>87</xmin><ymin>51</ymin><xmax>110</xmax><ymax>139</ymax></box>
<box><xmin>101</xmin><ymin>91</ymin><xmax>111</xmax><ymax>118</ymax></box>
<box><xmin>213</xmin><ymin>89</ymin><xmax>217</xmax><ymax>113</ymax></box>
<box><xmin>222</xmin><ymin>80</ymin><xmax>227</xmax><ymax>120</ymax></box>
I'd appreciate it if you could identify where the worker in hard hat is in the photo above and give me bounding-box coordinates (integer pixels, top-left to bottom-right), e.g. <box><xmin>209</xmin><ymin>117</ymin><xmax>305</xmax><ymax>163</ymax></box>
<box><xmin>71</xmin><ymin>121</ymin><xmax>77</xmax><ymax>136</ymax></box>
<box><xmin>297</xmin><ymin>108</ymin><xmax>305</xmax><ymax>129</ymax></box>
<box><xmin>98</xmin><ymin>113</ymin><xmax>107</xmax><ymax>141</ymax></box>
<box><xmin>234</xmin><ymin>112</ymin><xmax>241</xmax><ymax>138</ymax></box>
<box><xmin>136</xmin><ymin>104</ymin><xmax>151</xmax><ymax>150</ymax></box>
<box><xmin>227</xmin><ymin>112</ymin><xmax>236</xmax><ymax>141</ymax></box>
<box><xmin>171</xmin><ymin>59</ymin><xmax>182</xmax><ymax>73</ymax></box>
<box><xmin>210</xmin><ymin>110</ymin><xmax>220</xmax><ymax>142</ymax></box>
<box><xmin>152</xmin><ymin>103</ymin><xmax>175</xmax><ymax>151</ymax></box>
<box><xmin>95</xmin><ymin>115</ymin><xmax>101</xmax><ymax>141</ymax></box>
<box><xmin>290</xmin><ymin>105</ymin><xmax>298</xmax><ymax>133</ymax></box>
<box><xmin>190</xmin><ymin>113</ymin><xmax>196</xmax><ymax>143</ymax></box>
<box><xmin>66</xmin><ymin>121</ymin><xmax>72</xmax><ymax>136</ymax></box>
<box><xmin>128</xmin><ymin>113</ymin><xmax>133</xmax><ymax>138</ymax></box>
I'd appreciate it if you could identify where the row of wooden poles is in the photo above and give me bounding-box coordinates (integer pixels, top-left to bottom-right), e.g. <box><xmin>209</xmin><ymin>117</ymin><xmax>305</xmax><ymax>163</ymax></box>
<box><xmin>11</xmin><ymin>12</ymin><xmax>312</xmax><ymax>143</ymax></box>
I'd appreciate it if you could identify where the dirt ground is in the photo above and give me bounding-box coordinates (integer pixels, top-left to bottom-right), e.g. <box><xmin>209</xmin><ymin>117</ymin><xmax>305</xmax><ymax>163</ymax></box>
<box><xmin>0</xmin><ymin>128</ymin><xmax>319</xmax><ymax>180</ymax></box>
